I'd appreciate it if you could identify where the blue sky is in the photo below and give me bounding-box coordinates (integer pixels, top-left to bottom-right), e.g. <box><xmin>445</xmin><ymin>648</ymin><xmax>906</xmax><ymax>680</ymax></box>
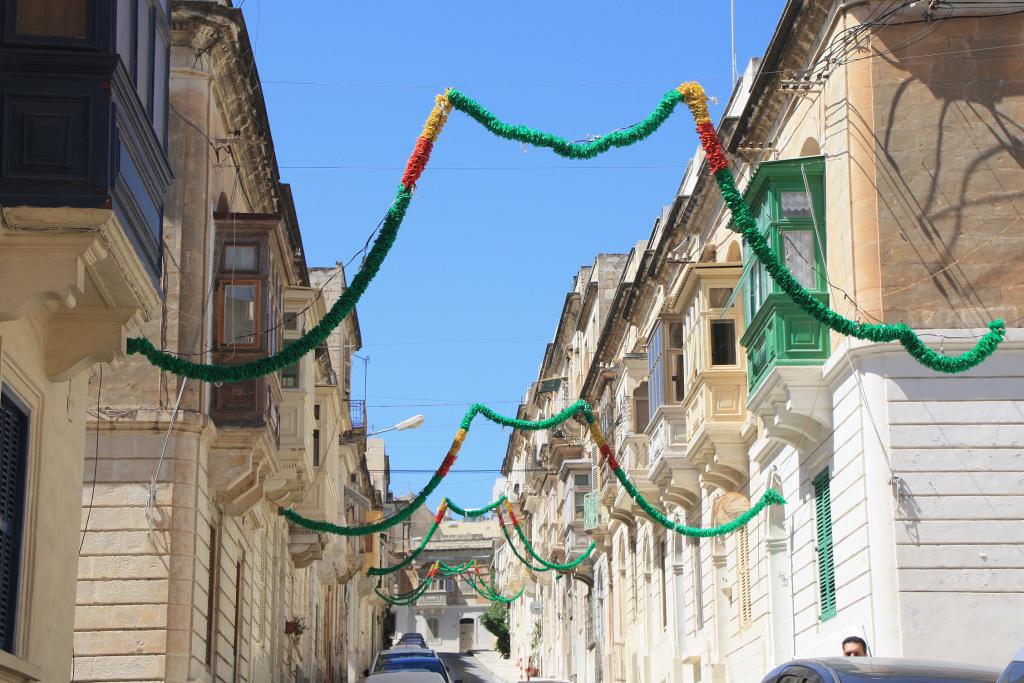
<box><xmin>242</xmin><ymin>0</ymin><xmax>786</xmax><ymax>511</ymax></box>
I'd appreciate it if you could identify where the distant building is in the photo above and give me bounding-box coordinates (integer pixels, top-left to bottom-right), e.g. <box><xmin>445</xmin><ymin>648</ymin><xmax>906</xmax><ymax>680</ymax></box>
<box><xmin>394</xmin><ymin>517</ymin><xmax>501</xmax><ymax>653</ymax></box>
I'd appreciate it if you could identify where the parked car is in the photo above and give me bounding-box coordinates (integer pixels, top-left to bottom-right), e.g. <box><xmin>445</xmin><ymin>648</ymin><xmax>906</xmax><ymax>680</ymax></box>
<box><xmin>761</xmin><ymin>658</ymin><xmax>1001</xmax><ymax>683</ymax></box>
<box><xmin>368</xmin><ymin>647</ymin><xmax>439</xmax><ymax>676</ymax></box>
<box><xmin>366</xmin><ymin>673</ymin><xmax>447</xmax><ymax>683</ymax></box>
<box><xmin>398</xmin><ymin>633</ymin><xmax>427</xmax><ymax>647</ymax></box>
<box><xmin>998</xmin><ymin>646</ymin><xmax>1024</xmax><ymax>683</ymax></box>
<box><xmin>373</xmin><ymin>655</ymin><xmax>461</xmax><ymax>683</ymax></box>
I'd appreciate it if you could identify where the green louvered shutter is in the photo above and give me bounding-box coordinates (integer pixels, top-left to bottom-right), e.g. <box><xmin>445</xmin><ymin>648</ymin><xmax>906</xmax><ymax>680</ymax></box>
<box><xmin>813</xmin><ymin>469</ymin><xmax>837</xmax><ymax>621</ymax></box>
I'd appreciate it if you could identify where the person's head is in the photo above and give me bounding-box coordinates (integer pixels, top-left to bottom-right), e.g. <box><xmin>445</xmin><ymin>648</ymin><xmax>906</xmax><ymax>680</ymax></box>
<box><xmin>843</xmin><ymin>636</ymin><xmax>868</xmax><ymax>657</ymax></box>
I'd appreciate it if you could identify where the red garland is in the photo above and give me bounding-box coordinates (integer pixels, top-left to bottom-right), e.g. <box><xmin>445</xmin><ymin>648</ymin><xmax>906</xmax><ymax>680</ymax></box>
<box><xmin>436</xmin><ymin>450</ymin><xmax>457</xmax><ymax>478</ymax></box>
<box><xmin>697</xmin><ymin>122</ymin><xmax>729</xmax><ymax>174</ymax></box>
<box><xmin>507</xmin><ymin>507</ymin><xmax>520</xmax><ymax>527</ymax></box>
<box><xmin>401</xmin><ymin>136</ymin><xmax>434</xmax><ymax>188</ymax></box>
<box><xmin>434</xmin><ymin>507</ymin><xmax>446</xmax><ymax>524</ymax></box>
<box><xmin>599</xmin><ymin>442</ymin><xmax>620</xmax><ymax>471</ymax></box>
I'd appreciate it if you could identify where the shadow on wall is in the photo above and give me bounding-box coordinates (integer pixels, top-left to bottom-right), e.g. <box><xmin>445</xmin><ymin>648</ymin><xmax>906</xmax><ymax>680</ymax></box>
<box><xmin>858</xmin><ymin>15</ymin><xmax>1024</xmax><ymax>329</ymax></box>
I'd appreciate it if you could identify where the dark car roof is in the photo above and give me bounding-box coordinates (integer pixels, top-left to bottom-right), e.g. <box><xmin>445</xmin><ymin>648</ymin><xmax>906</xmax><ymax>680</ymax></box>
<box><xmin>766</xmin><ymin>658</ymin><xmax>1001</xmax><ymax>683</ymax></box>
<box><xmin>381</xmin><ymin>657</ymin><xmax>446</xmax><ymax>672</ymax></box>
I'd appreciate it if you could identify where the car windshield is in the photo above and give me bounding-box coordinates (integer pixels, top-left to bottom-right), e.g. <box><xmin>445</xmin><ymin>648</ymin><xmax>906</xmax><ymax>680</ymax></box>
<box><xmin>378</xmin><ymin>657</ymin><xmax>448</xmax><ymax>680</ymax></box>
<box><xmin>998</xmin><ymin>662</ymin><xmax>1024</xmax><ymax>683</ymax></box>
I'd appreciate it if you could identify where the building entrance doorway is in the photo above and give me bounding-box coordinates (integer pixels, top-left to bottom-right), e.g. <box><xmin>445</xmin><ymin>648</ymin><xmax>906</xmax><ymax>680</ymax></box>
<box><xmin>458</xmin><ymin>617</ymin><xmax>475</xmax><ymax>653</ymax></box>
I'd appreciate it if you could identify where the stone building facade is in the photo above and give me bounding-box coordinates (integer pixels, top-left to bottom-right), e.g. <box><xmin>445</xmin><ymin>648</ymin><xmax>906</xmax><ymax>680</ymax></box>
<box><xmin>392</xmin><ymin>517</ymin><xmax>501</xmax><ymax>655</ymax></box>
<box><xmin>498</xmin><ymin>2</ymin><xmax>1024</xmax><ymax>682</ymax></box>
<box><xmin>71</xmin><ymin>3</ymin><xmax>385</xmax><ymax>683</ymax></box>
<box><xmin>0</xmin><ymin>1</ymin><xmax>172</xmax><ymax>681</ymax></box>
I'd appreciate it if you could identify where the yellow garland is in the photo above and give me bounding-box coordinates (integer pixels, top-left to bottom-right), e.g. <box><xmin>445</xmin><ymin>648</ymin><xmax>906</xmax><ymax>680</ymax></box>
<box><xmin>588</xmin><ymin>422</ymin><xmax>607</xmax><ymax>448</ymax></box>
<box><xmin>676</xmin><ymin>82</ymin><xmax>710</xmax><ymax>124</ymax></box>
<box><xmin>421</xmin><ymin>90</ymin><xmax>453</xmax><ymax>142</ymax></box>
<box><xmin>453</xmin><ymin>428</ymin><xmax>467</xmax><ymax>447</ymax></box>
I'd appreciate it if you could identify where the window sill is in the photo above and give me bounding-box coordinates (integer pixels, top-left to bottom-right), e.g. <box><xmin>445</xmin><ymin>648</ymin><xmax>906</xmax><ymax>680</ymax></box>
<box><xmin>0</xmin><ymin>651</ymin><xmax>41</xmax><ymax>683</ymax></box>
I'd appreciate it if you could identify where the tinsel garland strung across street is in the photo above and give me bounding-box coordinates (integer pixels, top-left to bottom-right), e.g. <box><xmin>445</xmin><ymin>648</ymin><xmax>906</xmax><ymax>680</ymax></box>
<box><xmin>128</xmin><ymin>82</ymin><xmax>1005</xmax><ymax>381</ymax></box>
<box><xmin>281</xmin><ymin>402</ymin><xmax>592</xmax><ymax>537</ymax></box>
<box><xmin>367</xmin><ymin>501</ymin><xmax>448</xmax><ymax>576</ymax></box>
<box><xmin>496</xmin><ymin>509</ymin><xmax>550</xmax><ymax>572</ymax></box>
<box><xmin>587</xmin><ymin>421</ymin><xmax>787</xmax><ymax>536</ymax></box>
<box><xmin>446</xmin><ymin>495</ymin><xmax>508</xmax><ymax>517</ymax></box>
<box><xmin>283</xmin><ymin>399</ymin><xmax>785</xmax><ymax>543</ymax></box>
<box><xmin>464</xmin><ymin>563</ymin><xmax>525</xmax><ymax>604</ymax></box>
<box><xmin>439</xmin><ymin>560</ymin><xmax>477</xmax><ymax>576</ymax></box>
<box><xmin>375</xmin><ymin>562</ymin><xmax>440</xmax><ymax>606</ymax></box>
<box><xmin>676</xmin><ymin>81</ymin><xmax>1006</xmax><ymax>373</ymax></box>
<box><xmin>503</xmin><ymin>499</ymin><xmax>597</xmax><ymax>571</ymax></box>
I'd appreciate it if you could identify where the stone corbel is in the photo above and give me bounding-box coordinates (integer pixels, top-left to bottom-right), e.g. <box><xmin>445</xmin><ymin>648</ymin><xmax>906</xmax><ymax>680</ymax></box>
<box><xmin>46</xmin><ymin>306</ymin><xmax>137</xmax><ymax>381</ymax></box>
<box><xmin>0</xmin><ymin>232</ymin><xmax>100</xmax><ymax>322</ymax></box>
<box><xmin>650</xmin><ymin>454</ymin><xmax>701</xmax><ymax>510</ymax></box>
<box><xmin>700</xmin><ymin>424</ymin><xmax>749</xmax><ymax>491</ymax></box>
<box><xmin>749</xmin><ymin>366</ymin><xmax>832</xmax><ymax>453</ymax></box>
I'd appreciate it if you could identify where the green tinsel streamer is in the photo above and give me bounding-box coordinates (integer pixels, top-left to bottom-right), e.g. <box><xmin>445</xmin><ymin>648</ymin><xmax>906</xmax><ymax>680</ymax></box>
<box><xmin>611</xmin><ymin>466</ymin><xmax>786</xmax><ymax>537</ymax></box>
<box><xmin>280</xmin><ymin>471</ymin><xmax>443</xmax><ymax>536</ymax></box>
<box><xmin>712</xmin><ymin>169</ymin><xmax>1006</xmax><ymax>373</ymax></box>
<box><xmin>511</xmin><ymin>523</ymin><xmax>596</xmax><ymax>571</ymax></box>
<box><xmin>375</xmin><ymin>573</ymin><xmax>435</xmax><ymax>605</ymax></box>
<box><xmin>447</xmin><ymin>89</ymin><xmax>686</xmax><ymax>160</ymax></box>
<box><xmin>126</xmin><ymin>186</ymin><xmax>414</xmax><ymax>382</ymax></box>
<box><xmin>464</xmin><ymin>573</ymin><xmax>525</xmax><ymax>604</ymax></box>
<box><xmin>447</xmin><ymin>496</ymin><xmax>508</xmax><ymax>517</ymax></box>
<box><xmin>367</xmin><ymin>520</ymin><xmax>440</xmax><ymax>576</ymax></box>
<box><xmin>461</xmin><ymin>399</ymin><xmax>594</xmax><ymax>431</ymax></box>
<box><xmin>499</xmin><ymin>521</ymin><xmax>549</xmax><ymax>573</ymax></box>
<box><xmin>439</xmin><ymin>560</ymin><xmax>476</xmax><ymax>575</ymax></box>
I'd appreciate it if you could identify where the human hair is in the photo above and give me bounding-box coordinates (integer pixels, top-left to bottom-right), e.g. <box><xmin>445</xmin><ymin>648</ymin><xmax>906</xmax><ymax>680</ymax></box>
<box><xmin>843</xmin><ymin>636</ymin><xmax>868</xmax><ymax>652</ymax></box>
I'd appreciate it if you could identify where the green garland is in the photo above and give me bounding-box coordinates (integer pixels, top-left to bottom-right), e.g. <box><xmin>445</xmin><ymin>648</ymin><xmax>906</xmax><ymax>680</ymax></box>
<box><xmin>463</xmin><ymin>572</ymin><xmax>525</xmax><ymax>604</ymax></box>
<box><xmin>712</xmin><ymin>169</ymin><xmax>1005</xmax><ymax>372</ymax></box>
<box><xmin>461</xmin><ymin>399</ymin><xmax>593</xmax><ymax>431</ymax></box>
<box><xmin>127</xmin><ymin>187</ymin><xmax>413</xmax><ymax>382</ymax></box>
<box><xmin>613</xmin><ymin>467</ymin><xmax>786</xmax><ymax>537</ymax></box>
<box><xmin>498</xmin><ymin>519</ymin><xmax>550</xmax><ymax>572</ymax></box>
<box><xmin>280</xmin><ymin>469</ymin><xmax>443</xmax><ymax>536</ymax></box>
<box><xmin>447</xmin><ymin>496</ymin><xmax>508</xmax><ymax>517</ymax></box>
<box><xmin>367</xmin><ymin>519</ymin><xmax>441</xmax><ymax>576</ymax></box>
<box><xmin>446</xmin><ymin>89</ymin><xmax>685</xmax><ymax>160</ymax></box>
<box><xmin>376</xmin><ymin>574</ymin><xmax>434</xmax><ymax>605</ymax></box>
<box><xmin>439</xmin><ymin>560</ymin><xmax>476</xmax><ymax>575</ymax></box>
<box><xmin>511</xmin><ymin>523</ymin><xmax>596</xmax><ymax>571</ymax></box>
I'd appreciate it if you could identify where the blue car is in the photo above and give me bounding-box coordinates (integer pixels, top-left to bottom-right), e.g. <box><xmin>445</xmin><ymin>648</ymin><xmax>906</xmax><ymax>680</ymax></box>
<box><xmin>376</xmin><ymin>656</ymin><xmax>459</xmax><ymax>683</ymax></box>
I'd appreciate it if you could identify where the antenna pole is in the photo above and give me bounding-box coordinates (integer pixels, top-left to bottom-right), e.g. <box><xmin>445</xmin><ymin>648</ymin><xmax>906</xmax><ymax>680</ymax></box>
<box><xmin>731</xmin><ymin>0</ymin><xmax>738</xmax><ymax>84</ymax></box>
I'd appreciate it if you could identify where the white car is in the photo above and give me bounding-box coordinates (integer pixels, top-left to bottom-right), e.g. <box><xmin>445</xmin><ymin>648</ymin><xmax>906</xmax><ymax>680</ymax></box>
<box><xmin>366</xmin><ymin>673</ymin><xmax>447</xmax><ymax>683</ymax></box>
<box><xmin>998</xmin><ymin>645</ymin><xmax>1024</xmax><ymax>683</ymax></box>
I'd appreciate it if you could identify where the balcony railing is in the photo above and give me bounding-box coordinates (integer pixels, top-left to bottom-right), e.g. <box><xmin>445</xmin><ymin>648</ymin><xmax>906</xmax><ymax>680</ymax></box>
<box><xmin>350</xmin><ymin>399</ymin><xmax>366</xmax><ymax>430</ymax></box>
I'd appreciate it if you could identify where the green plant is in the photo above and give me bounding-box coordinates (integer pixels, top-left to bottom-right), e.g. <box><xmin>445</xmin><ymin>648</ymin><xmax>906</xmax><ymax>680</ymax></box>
<box><xmin>530</xmin><ymin>619</ymin><xmax>542</xmax><ymax>655</ymax></box>
<box><xmin>481</xmin><ymin>601</ymin><xmax>510</xmax><ymax>658</ymax></box>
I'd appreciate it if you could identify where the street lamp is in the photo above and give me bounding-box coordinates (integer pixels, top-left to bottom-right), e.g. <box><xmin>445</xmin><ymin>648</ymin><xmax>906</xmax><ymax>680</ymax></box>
<box><xmin>367</xmin><ymin>414</ymin><xmax>425</xmax><ymax>436</ymax></box>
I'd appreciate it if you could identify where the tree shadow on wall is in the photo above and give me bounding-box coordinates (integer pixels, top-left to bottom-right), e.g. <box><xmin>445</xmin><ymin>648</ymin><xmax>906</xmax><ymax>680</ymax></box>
<box><xmin>851</xmin><ymin>18</ymin><xmax>1024</xmax><ymax>328</ymax></box>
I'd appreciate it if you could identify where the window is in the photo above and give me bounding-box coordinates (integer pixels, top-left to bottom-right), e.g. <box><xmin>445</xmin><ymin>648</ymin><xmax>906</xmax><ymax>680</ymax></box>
<box><xmin>745</xmin><ymin>159</ymin><xmax>826</xmax><ymax>322</ymax></box>
<box><xmin>312</xmin><ymin>429</ymin><xmax>320</xmax><ymax>467</ymax></box>
<box><xmin>632</xmin><ymin>383</ymin><xmax>649</xmax><ymax>433</ymax></box>
<box><xmin>313</xmin><ymin>404</ymin><xmax>321</xmax><ymax>421</ymax></box>
<box><xmin>232</xmin><ymin>553</ymin><xmax>244</xmax><ymax>676</ymax></box>
<box><xmin>284</xmin><ymin>312</ymin><xmax>302</xmax><ymax>331</ymax></box>
<box><xmin>280</xmin><ymin>340</ymin><xmax>300</xmax><ymax>389</ymax></box>
<box><xmin>709</xmin><ymin>287</ymin><xmax>734</xmax><ymax>309</ymax></box>
<box><xmin>659</xmin><ymin>540</ymin><xmax>668</xmax><ymax>630</ymax></box>
<box><xmin>15</xmin><ymin>0</ymin><xmax>88</xmax><ymax>38</ymax></box>
<box><xmin>220</xmin><ymin>281</ymin><xmax>259</xmax><ymax>347</ymax></box>
<box><xmin>573</xmin><ymin>473</ymin><xmax>590</xmax><ymax>519</ymax></box>
<box><xmin>0</xmin><ymin>393</ymin><xmax>28</xmax><ymax>654</ymax></box>
<box><xmin>710</xmin><ymin>320</ymin><xmax>737</xmax><ymax>366</ymax></box>
<box><xmin>690</xmin><ymin>537</ymin><xmax>704</xmax><ymax>628</ymax></box>
<box><xmin>648</xmin><ymin>322</ymin><xmax>686</xmax><ymax>420</ymax></box>
<box><xmin>813</xmin><ymin>469</ymin><xmax>837</xmax><ymax>620</ymax></box>
<box><xmin>737</xmin><ymin>526</ymin><xmax>752</xmax><ymax>627</ymax></box>
<box><xmin>205</xmin><ymin>523</ymin><xmax>217</xmax><ymax>666</ymax></box>
<box><xmin>426</xmin><ymin>617</ymin><xmax>439</xmax><ymax>640</ymax></box>
<box><xmin>223</xmin><ymin>244</ymin><xmax>258</xmax><ymax>272</ymax></box>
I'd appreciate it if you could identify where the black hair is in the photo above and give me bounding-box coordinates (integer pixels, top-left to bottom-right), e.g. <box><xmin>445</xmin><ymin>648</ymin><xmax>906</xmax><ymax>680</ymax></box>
<box><xmin>843</xmin><ymin>636</ymin><xmax>868</xmax><ymax>652</ymax></box>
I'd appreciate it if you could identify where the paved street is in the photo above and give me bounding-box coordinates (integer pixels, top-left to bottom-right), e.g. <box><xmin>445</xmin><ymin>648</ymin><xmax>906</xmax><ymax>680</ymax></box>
<box><xmin>440</xmin><ymin>653</ymin><xmax>506</xmax><ymax>683</ymax></box>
